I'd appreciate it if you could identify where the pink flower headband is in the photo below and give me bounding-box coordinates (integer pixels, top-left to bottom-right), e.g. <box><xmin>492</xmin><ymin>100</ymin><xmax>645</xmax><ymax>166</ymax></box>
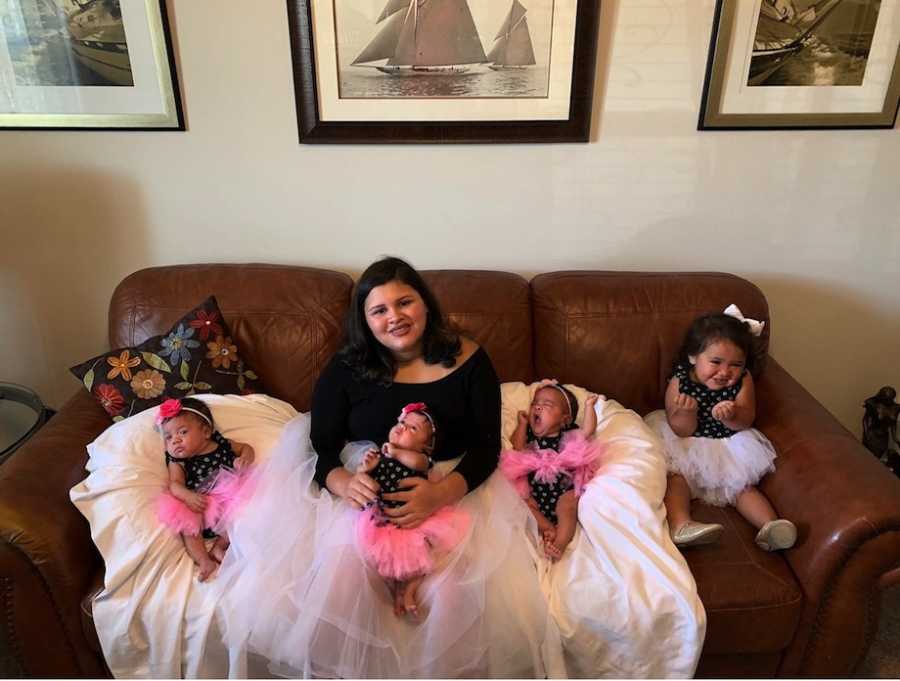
<box><xmin>156</xmin><ymin>398</ymin><xmax>211</xmax><ymax>426</ymax></box>
<box><xmin>400</xmin><ymin>402</ymin><xmax>436</xmax><ymax>433</ymax></box>
<box><xmin>536</xmin><ymin>379</ymin><xmax>575</xmax><ymax>417</ymax></box>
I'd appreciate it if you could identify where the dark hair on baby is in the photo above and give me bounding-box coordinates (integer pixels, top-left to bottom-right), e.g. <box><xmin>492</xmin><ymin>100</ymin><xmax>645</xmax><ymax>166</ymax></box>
<box><xmin>339</xmin><ymin>256</ymin><xmax>461</xmax><ymax>385</ymax></box>
<box><xmin>160</xmin><ymin>397</ymin><xmax>214</xmax><ymax>430</ymax></box>
<box><xmin>676</xmin><ymin>313</ymin><xmax>756</xmax><ymax>373</ymax></box>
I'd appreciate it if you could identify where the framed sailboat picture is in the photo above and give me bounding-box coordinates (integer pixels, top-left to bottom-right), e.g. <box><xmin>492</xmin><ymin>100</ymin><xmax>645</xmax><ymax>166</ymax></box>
<box><xmin>286</xmin><ymin>0</ymin><xmax>601</xmax><ymax>142</ymax></box>
<box><xmin>0</xmin><ymin>0</ymin><xmax>183</xmax><ymax>130</ymax></box>
<box><xmin>699</xmin><ymin>0</ymin><xmax>900</xmax><ymax>129</ymax></box>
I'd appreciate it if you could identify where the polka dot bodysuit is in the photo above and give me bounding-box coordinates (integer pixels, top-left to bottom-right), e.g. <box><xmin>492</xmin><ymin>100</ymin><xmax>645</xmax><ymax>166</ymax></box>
<box><xmin>165</xmin><ymin>431</ymin><xmax>236</xmax><ymax>537</ymax></box>
<box><xmin>527</xmin><ymin>424</ymin><xmax>578</xmax><ymax>524</ymax></box>
<box><xmin>673</xmin><ymin>363</ymin><xmax>743</xmax><ymax>439</ymax></box>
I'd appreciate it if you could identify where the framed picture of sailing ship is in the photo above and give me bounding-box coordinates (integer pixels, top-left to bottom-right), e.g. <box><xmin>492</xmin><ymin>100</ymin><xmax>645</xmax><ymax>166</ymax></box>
<box><xmin>699</xmin><ymin>0</ymin><xmax>900</xmax><ymax>129</ymax></box>
<box><xmin>0</xmin><ymin>0</ymin><xmax>183</xmax><ymax>130</ymax></box>
<box><xmin>287</xmin><ymin>0</ymin><xmax>601</xmax><ymax>142</ymax></box>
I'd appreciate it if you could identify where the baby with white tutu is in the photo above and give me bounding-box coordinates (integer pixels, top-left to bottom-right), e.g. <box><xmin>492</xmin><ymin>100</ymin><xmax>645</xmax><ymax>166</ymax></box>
<box><xmin>155</xmin><ymin>397</ymin><xmax>255</xmax><ymax>580</ymax></box>
<box><xmin>645</xmin><ymin>306</ymin><xmax>797</xmax><ymax>551</ymax></box>
<box><xmin>500</xmin><ymin>380</ymin><xmax>602</xmax><ymax>560</ymax></box>
<box><xmin>353</xmin><ymin>402</ymin><xmax>470</xmax><ymax>617</ymax></box>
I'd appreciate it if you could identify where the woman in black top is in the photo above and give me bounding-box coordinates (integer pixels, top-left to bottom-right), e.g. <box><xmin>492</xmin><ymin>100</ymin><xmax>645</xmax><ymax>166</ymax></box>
<box><xmin>216</xmin><ymin>257</ymin><xmax>556</xmax><ymax>679</ymax></box>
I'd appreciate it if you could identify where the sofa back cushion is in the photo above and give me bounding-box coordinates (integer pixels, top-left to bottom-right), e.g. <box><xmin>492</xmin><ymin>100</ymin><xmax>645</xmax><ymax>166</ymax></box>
<box><xmin>531</xmin><ymin>272</ymin><xmax>770</xmax><ymax>416</ymax></box>
<box><xmin>422</xmin><ymin>270</ymin><xmax>533</xmax><ymax>384</ymax></box>
<box><xmin>109</xmin><ymin>264</ymin><xmax>352</xmax><ymax>412</ymax></box>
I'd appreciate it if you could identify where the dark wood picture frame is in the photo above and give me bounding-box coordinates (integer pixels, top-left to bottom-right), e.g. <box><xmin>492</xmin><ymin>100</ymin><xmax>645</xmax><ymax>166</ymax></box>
<box><xmin>286</xmin><ymin>0</ymin><xmax>601</xmax><ymax>143</ymax></box>
<box><xmin>699</xmin><ymin>0</ymin><xmax>900</xmax><ymax>131</ymax></box>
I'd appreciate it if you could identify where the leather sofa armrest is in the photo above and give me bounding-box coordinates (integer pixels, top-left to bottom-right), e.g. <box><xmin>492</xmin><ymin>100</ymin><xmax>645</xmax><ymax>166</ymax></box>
<box><xmin>0</xmin><ymin>390</ymin><xmax>109</xmax><ymax>677</ymax></box>
<box><xmin>755</xmin><ymin>359</ymin><xmax>900</xmax><ymax>676</ymax></box>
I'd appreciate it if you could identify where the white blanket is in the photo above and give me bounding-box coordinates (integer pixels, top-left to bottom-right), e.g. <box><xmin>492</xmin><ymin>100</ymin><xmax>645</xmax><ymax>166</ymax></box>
<box><xmin>501</xmin><ymin>383</ymin><xmax>705</xmax><ymax>677</ymax></box>
<box><xmin>71</xmin><ymin>388</ymin><xmax>704</xmax><ymax>678</ymax></box>
<box><xmin>70</xmin><ymin>394</ymin><xmax>297</xmax><ymax>678</ymax></box>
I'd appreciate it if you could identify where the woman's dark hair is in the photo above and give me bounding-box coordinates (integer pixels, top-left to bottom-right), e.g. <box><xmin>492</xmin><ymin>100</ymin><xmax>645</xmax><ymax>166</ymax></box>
<box><xmin>339</xmin><ymin>256</ymin><xmax>461</xmax><ymax>384</ymax></box>
<box><xmin>676</xmin><ymin>313</ymin><xmax>756</xmax><ymax>373</ymax></box>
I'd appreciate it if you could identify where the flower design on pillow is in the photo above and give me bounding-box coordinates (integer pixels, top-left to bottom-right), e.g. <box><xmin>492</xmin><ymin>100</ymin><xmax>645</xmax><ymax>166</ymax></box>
<box><xmin>160</xmin><ymin>324</ymin><xmax>200</xmax><ymax>366</ymax></box>
<box><xmin>71</xmin><ymin>296</ymin><xmax>266</xmax><ymax>421</ymax></box>
<box><xmin>207</xmin><ymin>335</ymin><xmax>238</xmax><ymax>369</ymax></box>
<box><xmin>94</xmin><ymin>384</ymin><xmax>126</xmax><ymax>416</ymax></box>
<box><xmin>131</xmin><ymin>369</ymin><xmax>166</xmax><ymax>399</ymax></box>
<box><xmin>190</xmin><ymin>309</ymin><xmax>223</xmax><ymax>341</ymax></box>
<box><xmin>106</xmin><ymin>351</ymin><xmax>141</xmax><ymax>381</ymax></box>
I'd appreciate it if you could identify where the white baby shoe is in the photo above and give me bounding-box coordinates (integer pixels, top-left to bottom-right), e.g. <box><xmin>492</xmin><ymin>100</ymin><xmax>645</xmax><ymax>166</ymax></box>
<box><xmin>671</xmin><ymin>521</ymin><xmax>724</xmax><ymax>548</ymax></box>
<box><xmin>755</xmin><ymin>519</ymin><xmax>797</xmax><ymax>551</ymax></box>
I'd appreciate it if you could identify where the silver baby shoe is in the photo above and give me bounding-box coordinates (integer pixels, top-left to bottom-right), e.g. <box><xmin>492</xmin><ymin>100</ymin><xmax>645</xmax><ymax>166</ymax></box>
<box><xmin>755</xmin><ymin>519</ymin><xmax>797</xmax><ymax>551</ymax></box>
<box><xmin>671</xmin><ymin>521</ymin><xmax>724</xmax><ymax>548</ymax></box>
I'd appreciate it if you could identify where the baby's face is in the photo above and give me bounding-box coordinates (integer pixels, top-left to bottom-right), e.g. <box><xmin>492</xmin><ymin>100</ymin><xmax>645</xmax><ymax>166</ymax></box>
<box><xmin>690</xmin><ymin>339</ymin><xmax>746</xmax><ymax>390</ymax></box>
<box><xmin>529</xmin><ymin>387</ymin><xmax>570</xmax><ymax>437</ymax></box>
<box><xmin>388</xmin><ymin>411</ymin><xmax>433</xmax><ymax>453</ymax></box>
<box><xmin>162</xmin><ymin>414</ymin><xmax>212</xmax><ymax>458</ymax></box>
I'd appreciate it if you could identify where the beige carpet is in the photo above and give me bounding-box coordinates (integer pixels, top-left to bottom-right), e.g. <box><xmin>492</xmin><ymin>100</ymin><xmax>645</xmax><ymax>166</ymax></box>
<box><xmin>856</xmin><ymin>586</ymin><xmax>900</xmax><ymax>678</ymax></box>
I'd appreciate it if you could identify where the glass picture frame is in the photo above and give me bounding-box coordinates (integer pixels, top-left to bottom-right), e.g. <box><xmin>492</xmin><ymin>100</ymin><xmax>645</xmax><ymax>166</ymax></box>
<box><xmin>699</xmin><ymin>0</ymin><xmax>900</xmax><ymax>130</ymax></box>
<box><xmin>0</xmin><ymin>0</ymin><xmax>184</xmax><ymax>130</ymax></box>
<box><xmin>286</xmin><ymin>0</ymin><xmax>601</xmax><ymax>143</ymax></box>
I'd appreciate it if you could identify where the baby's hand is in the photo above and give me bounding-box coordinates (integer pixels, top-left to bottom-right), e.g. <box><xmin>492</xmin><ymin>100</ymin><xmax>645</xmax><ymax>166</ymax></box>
<box><xmin>185</xmin><ymin>491</ymin><xmax>207</xmax><ymax>513</ymax></box>
<box><xmin>585</xmin><ymin>394</ymin><xmax>599</xmax><ymax>409</ymax></box>
<box><xmin>672</xmin><ymin>393</ymin><xmax>699</xmax><ymax>413</ymax></box>
<box><xmin>517</xmin><ymin>410</ymin><xmax>528</xmax><ymax>427</ymax></box>
<box><xmin>711</xmin><ymin>400</ymin><xmax>736</xmax><ymax>422</ymax></box>
<box><xmin>358</xmin><ymin>447</ymin><xmax>381</xmax><ymax>473</ymax></box>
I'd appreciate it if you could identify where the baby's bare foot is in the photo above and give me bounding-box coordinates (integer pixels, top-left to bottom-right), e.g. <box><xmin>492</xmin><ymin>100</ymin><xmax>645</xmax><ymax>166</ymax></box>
<box><xmin>197</xmin><ymin>558</ymin><xmax>218</xmax><ymax>582</ymax></box>
<box><xmin>403</xmin><ymin>576</ymin><xmax>424</xmax><ymax>619</ymax></box>
<box><xmin>543</xmin><ymin>536</ymin><xmax>563</xmax><ymax>561</ymax></box>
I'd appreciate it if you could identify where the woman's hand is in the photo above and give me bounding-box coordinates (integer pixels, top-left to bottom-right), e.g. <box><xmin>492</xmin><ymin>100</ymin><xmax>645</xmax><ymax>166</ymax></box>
<box><xmin>382</xmin><ymin>477</ymin><xmax>448</xmax><ymax>528</ymax></box>
<box><xmin>344</xmin><ymin>470</ymin><xmax>381</xmax><ymax>510</ymax></box>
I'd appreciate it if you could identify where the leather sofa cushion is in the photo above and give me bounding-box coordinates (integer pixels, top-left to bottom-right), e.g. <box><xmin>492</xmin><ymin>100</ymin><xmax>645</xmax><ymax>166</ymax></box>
<box><xmin>109</xmin><ymin>264</ymin><xmax>353</xmax><ymax>412</ymax></box>
<box><xmin>531</xmin><ymin>272</ymin><xmax>770</xmax><ymax>416</ymax></box>
<box><xmin>688</xmin><ymin>504</ymin><xmax>803</xmax><ymax>655</ymax></box>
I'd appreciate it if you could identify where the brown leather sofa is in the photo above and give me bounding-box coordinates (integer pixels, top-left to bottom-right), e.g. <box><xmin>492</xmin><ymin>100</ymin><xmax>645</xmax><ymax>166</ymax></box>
<box><xmin>2</xmin><ymin>264</ymin><xmax>899</xmax><ymax>678</ymax></box>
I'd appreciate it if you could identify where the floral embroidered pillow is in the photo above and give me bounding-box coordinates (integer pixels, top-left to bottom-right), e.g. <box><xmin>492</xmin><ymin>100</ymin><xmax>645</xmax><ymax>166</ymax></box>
<box><xmin>70</xmin><ymin>296</ymin><xmax>264</xmax><ymax>421</ymax></box>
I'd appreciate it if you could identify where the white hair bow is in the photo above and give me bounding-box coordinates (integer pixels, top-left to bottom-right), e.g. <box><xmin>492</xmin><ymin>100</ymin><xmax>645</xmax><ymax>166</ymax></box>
<box><xmin>724</xmin><ymin>304</ymin><xmax>765</xmax><ymax>337</ymax></box>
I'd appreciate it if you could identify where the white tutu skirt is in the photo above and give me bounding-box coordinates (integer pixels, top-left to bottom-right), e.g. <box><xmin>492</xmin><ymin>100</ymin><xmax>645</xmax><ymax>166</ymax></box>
<box><xmin>644</xmin><ymin>410</ymin><xmax>776</xmax><ymax>507</ymax></box>
<box><xmin>213</xmin><ymin>415</ymin><xmax>560</xmax><ymax>679</ymax></box>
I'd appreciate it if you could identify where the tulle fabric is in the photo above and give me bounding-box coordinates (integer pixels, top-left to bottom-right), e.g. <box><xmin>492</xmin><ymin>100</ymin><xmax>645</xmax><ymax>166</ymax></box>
<box><xmin>499</xmin><ymin>430</ymin><xmax>603</xmax><ymax>500</ymax></box>
<box><xmin>644</xmin><ymin>410</ymin><xmax>776</xmax><ymax>506</ymax></box>
<box><xmin>156</xmin><ymin>464</ymin><xmax>255</xmax><ymax>536</ymax></box>
<box><xmin>213</xmin><ymin>414</ymin><xmax>561</xmax><ymax>679</ymax></box>
<box><xmin>357</xmin><ymin>504</ymin><xmax>471</xmax><ymax>581</ymax></box>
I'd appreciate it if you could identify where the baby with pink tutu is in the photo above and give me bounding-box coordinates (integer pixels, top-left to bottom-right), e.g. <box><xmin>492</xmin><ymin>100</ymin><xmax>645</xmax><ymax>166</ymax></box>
<box><xmin>501</xmin><ymin>380</ymin><xmax>603</xmax><ymax>560</ymax></box>
<box><xmin>155</xmin><ymin>397</ymin><xmax>254</xmax><ymax>581</ymax></box>
<box><xmin>354</xmin><ymin>402</ymin><xmax>470</xmax><ymax>617</ymax></box>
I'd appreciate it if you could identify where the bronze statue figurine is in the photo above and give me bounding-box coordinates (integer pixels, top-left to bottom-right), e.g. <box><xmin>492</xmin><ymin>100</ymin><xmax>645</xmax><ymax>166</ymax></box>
<box><xmin>863</xmin><ymin>386</ymin><xmax>900</xmax><ymax>476</ymax></box>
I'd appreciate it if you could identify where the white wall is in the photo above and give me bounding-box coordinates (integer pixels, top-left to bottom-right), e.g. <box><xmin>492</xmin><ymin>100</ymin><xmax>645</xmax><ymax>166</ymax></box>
<box><xmin>1</xmin><ymin>0</ymin><xmax>898</xmax><ymax>438</ymax></box>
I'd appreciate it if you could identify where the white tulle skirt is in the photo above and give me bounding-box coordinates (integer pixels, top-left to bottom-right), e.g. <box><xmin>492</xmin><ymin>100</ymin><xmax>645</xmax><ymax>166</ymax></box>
<box><xmin>644</xmin><ymin>410</ymin><xmax>776</xmax><ymax>507</ymax></box>
<box><xmin>213</xmin><ymin>414</ymin><xmax>561</xmax><ymax>679</ymax></box>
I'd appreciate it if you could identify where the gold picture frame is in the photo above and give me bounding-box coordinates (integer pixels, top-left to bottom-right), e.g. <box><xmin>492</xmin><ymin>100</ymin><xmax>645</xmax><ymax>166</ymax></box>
<box><xmin>0</xmin><ymin>0</ymin><xmax>183</xmax><ymax>130</ymax></box>
<box><xmin>699</xmin><ymin>0</ymin><xmax>900</xmax><ymax>130</ymax></box>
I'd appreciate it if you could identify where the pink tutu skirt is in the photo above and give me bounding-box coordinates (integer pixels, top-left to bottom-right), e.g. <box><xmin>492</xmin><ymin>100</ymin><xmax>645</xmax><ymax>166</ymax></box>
<box><xmin>156</xmin><ymin>465</ymin><xmax>255</xmax><ymax>537</ymax></box>
<box><xmin>499</xmin><ymin>430</ymin><xmax>603</xmax><ymax>501</ymax></box>
<box><xmin>356</xmin><ymin>504</ymin><xmax>471</xmax><ymax>581</ymax></box>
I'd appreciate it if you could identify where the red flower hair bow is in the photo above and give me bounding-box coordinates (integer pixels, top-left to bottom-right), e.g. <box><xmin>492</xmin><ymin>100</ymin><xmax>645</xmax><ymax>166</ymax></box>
<box><xmin>156</xmin><ymin>398</ymin><xmax>183</xmax><ymax>424</ymax></box>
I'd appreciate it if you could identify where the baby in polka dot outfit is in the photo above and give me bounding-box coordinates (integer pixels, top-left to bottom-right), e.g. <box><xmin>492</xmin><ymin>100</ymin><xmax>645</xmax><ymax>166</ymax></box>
<box><xmin>500</xmin><ymin>381</ymin><xmax>603</xmax><ymax>561</ymax></box>
<box><xmin>155</xmin><ymin>397</ymin><xmax>255</xmax><ymax>581</ymax></box>
<box><xmin>645</xmin><ymin>307</ymin><xmax>797</xmax><ymax>552</ymax></box>
<box><xmin>354</xmin><ymin>403</ymin><xmax>471</xmax><ymax>618</ymax></box>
